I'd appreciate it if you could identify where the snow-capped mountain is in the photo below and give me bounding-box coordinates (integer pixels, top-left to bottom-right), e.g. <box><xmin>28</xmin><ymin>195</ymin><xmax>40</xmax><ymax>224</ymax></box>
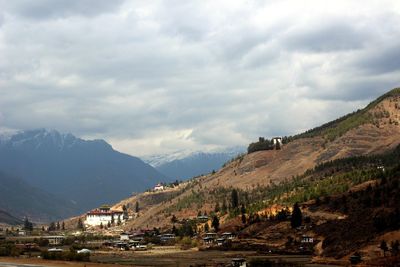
<box><xmin>144</xmin><ymin>146</ymin><xmax>246</xmax><ymax>180</ymax></box>
<box><xmin>0</xmin><ymin>128</ymin><xmax>108</xmax><ymax>151</ymax></box>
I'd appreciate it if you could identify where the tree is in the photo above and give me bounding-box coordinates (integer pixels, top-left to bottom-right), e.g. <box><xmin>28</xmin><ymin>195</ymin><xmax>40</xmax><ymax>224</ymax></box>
<box><xmin>56</xmin><ymin>221</ymin><xmax>60</xmax><ymax>230</ymax></box>
<box><xmin>214</xmin><ymin>202</ymin><xmax>220</xmax><ymax>213</ymax></box>
<box><xmin>241</xmin><ymin>213</ymin><xmax>247</xmax><ymax>225</ymax></box>
<box><xmin>171</xmin><ymin>214</ymin><xmax>178</xmax><ymax>223</ymax></box>
<box><xmin>111</xmin><ymin>214</ymin><xmax>115</xmax><ymax>225</ymax></box>
<box><xmin>23</xmin><ymin>218</ymin><xmax>33</xmax><ymax>231</ymax></box>
<box><xmin>231</xmin><ymin>189</ymin><xmax>239</xmax><ymax>209</ymax></box>
<box><xmin>380</xmin><ymin>240</ymin><xmax>389</xmax><ymax>256</ymax></box>
<box><xmin>61</xmin><ymin>221</ymin><xmax>65</xmax><ymax>231</ymax></box>
<box><xmin>135</xmin><ymin>202</ymin><xmax>140</xmax><ymax>213</ymax></box>
<box><xmin>241</xmin><ymin>204</ymin><xmax>246</xmax><ymax>224</ymax></box>
<box><xmin>172</xmin><ymin>225</ymin><xmax>178</xmax><ymax>236</ymax></box>
<box><xmin>77</xmin><ymin>218</ymin><xmax>84</xmax><ymax>230</ymax></box>
<box><xmin>291</xmin><ymin>203</ymin><xmax>302</xmax><ymax>228</ymax></box>
<box><xmin>211</xmin><ymin>216</ymin><xmax>220</xmax><ymax>232</ymax></box>
<box><xmin>204</xmin><ymin>223</ymin><xmax>209</xmax><ymax>232</ymax></box>
<box><xmin>179</xmin><ymin>220</ymin><xmax>194</xmax><ymax>237</ymax></box>
<box><xmin>122</xmin><ymin>204</ymin><xmax>129</xmax><ymax>219</ymax></box>
<box><xmin>48</xmin><ymin>222</ymin><xmax>56</xmax><ymax>231</ymax></box>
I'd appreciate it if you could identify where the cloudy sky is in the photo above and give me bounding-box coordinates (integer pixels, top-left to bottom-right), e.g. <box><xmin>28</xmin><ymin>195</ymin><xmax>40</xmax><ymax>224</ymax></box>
<box><xmin>0</xmin><ymin>0</ymin><xmax>400</xmax><ymax>156</ymax></box>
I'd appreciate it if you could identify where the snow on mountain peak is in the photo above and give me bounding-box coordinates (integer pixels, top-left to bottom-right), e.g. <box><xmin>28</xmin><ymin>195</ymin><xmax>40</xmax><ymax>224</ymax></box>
<box><xmin>143</xmin><ymin>146</ymin><xmax>246</xmax><ymax>167</ymax></box>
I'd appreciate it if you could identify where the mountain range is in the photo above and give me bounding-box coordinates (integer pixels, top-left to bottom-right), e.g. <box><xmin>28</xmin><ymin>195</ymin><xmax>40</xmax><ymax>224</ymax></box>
<box><xmin>0</xmin><ymin>129</ymin><xmax>167</xmax><ymax>222</ymax></box>
<box><xmin>144</xmin><ymin>146</ymin><xmax>245</xmax><ymax>180</ymax></box>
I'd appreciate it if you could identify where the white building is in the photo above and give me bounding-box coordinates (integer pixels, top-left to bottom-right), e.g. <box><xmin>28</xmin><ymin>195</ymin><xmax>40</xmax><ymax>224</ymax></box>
<box><xmin>120</xmin><ymin>232</ymin><xmax>130</xmax><ymax>241</ymax></box>
<box><xmin>272</xmin><ymin>137</ymin><xmax>282</xmax><ymax>146</ymax></box>
<box><xmin>154</xmin><ymin>183</ymin><xmax>164</xmax><ymax>191</ymax></box>
<box><xmin>84</xmin><ymin>205</ymin><xmax>125</xmax><ymax>227</ymax></box>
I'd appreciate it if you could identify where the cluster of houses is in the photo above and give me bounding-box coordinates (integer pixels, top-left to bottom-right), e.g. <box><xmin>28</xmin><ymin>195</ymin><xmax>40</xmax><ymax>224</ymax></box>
<box><xmin>107</xmin><ymin>230</ymin><xmax>177</xmax><ymax>250</ymax></box>
<box><xmin>202</xmin><ymin>232</ymin><xmax>236</xmax><ymax>246</ymax></box>
<box><xmin>111</xmin><ymin>230</ymin><xmax>238</xmax><ymax>250</ymax></box>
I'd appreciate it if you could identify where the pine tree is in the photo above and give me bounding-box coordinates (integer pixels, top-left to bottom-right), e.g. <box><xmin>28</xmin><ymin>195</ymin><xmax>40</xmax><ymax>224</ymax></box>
<box><xmin>241</xmin><ymin>214</ymin><xmax>246</xmax><ymax>224</ymax></box>
<box><xmin>48</xmin><ymin>222</ymin><xmax>56</xmax><ymax>231</ymax></box>
<box><xmin>211</xmin><ymin>216</ymin><xmax>220</xmax><ymax>232</ymax></box>
<box><xmin>231</xmin><ymin>189</ymin><xmax>239</xmax><ymax>209</ymax></box>
<box><xmin>56</xmin><ymin>221</ymin><xmax>60</xmax><ymax>230</ymax></box>
<box><xmin>241</xmin><ymin>204</ymin><xmax>246</xmax><ymax>224</ymax></box>
<box><xmin>135</xmin><ymin>202</ymin><xmax>140</xmax><ymax>213</ymax></box>
<box><xmin>62</xmin><ymin>221</ymin><xmax>65</xmax><ymax>230</ymax></box>
<box><xmin>291</xmin><ymin>203</ymin><xmax>302</xmax><ymax>228</ymax></box>
<box><xmin>23</xmin><ymin>217</ymin><xmax>33</xmax><ymax>231</ymax></box>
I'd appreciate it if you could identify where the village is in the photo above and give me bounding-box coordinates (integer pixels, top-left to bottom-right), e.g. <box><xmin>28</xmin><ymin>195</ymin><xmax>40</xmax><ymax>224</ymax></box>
<box><xmin>0</xmin><ymin>181</ymin><xmax>324</xmax><ymax>267</ymax></box>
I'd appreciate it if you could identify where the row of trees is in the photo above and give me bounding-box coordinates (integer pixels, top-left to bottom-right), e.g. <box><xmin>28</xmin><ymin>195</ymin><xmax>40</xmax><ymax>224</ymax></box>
<box><xmin>247</xmin><ymin>137</ymin><xmax>284</xmax><ymax>154</ymax></box>
<box><xmin>23</xmin><ymin>218</ymin><xmax>67</xmax><ymax>232</ymax></box>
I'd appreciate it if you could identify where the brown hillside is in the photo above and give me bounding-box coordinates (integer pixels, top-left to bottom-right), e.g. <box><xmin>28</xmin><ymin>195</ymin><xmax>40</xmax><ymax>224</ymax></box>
<box><xmin>77</xmin><ymin>89</ymin><xmax>400</xmax><ymax>231</ymax></box>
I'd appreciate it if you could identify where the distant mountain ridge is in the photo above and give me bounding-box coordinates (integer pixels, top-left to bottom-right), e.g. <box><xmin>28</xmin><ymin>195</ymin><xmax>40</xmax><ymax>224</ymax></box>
<box><xmin>0</xmin><ymin>209</ymin><xmax>23</xmax><ymax>226</ymax></box>
<box><xmin>0</xmin><ymin>129</ymin><xmax>167</xmax><ymax>220</ymax></box>
<box><xmin>144</xmin><ymin>146</ymin><xmax>245</xmax><ymax>180</ymax></box>
<box><xmin>0</xmin><ymin>171</ymin><xmax>77</xmax><ymax>223</ymax></box>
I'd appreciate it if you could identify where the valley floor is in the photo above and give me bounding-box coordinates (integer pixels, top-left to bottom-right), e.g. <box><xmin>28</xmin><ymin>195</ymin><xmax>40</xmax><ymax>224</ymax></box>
<box><xmin>0</xmin><ymin>248</ymin><xmax>343</xmax><ymax>267</ymax></box>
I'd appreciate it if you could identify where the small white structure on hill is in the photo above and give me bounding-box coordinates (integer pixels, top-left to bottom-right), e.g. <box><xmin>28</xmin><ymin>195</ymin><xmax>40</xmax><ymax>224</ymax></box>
<box><xmin>154</xmin><ymin>183</ymin><xmax>164</xmax><ymax>191</ymax></box>
<box><xmin>272</xmin><ymin>137</ymin><xmax>283</xmax><ymax>149</ymax></box>
<box><xmin>84</xmin><ymin>205</ymin><xmax>125</xmax><ymax>227</ymax></box>
<box><xmin>272</xmin><ymin>137</ymin><xmax>282</xmax><ymax>146</ymax></box>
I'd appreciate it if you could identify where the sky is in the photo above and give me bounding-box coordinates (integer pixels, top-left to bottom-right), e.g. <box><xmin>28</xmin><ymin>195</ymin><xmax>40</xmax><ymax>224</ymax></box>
<box><xmin>0</xmin><ymin>0</ymin><xmax>400</xmax><ymax>156</ymax></box>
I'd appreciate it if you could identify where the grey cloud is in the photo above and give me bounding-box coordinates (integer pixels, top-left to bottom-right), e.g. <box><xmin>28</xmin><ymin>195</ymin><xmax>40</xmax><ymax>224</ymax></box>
<box><xmin>1</xmin><ymin>1</ymin><xmax>400</xmax><ymax>155</ymax></box>
<box><xmin>284</xmin><ymin>21</ymin><xmax>369</xmax><ymax>52</ymax></box>
<box><xmin>0</xmin><ymin>0</ymin><xmax>125</xmax><ymax>20</ymax></box>
<box><xmin>354</xmin><ymin>44</ymin><xmax>400</xmax><ymax>75</ymax></box>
